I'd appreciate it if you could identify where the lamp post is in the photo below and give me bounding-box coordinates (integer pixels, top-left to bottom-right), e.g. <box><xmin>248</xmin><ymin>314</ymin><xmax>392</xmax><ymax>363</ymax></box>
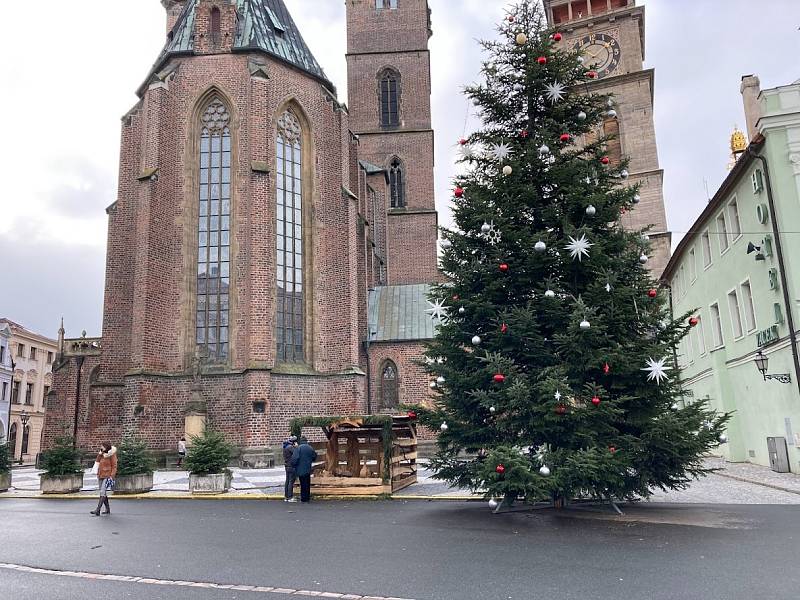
<box><xmin>754</xmin><ymin>350</ymin><xmax>792</xmax><ymax>384</ymax></box>
<box><xmin>18</xmin><ymin>409</ymin><xmax>29</xmax><ymax>464</ymax></box>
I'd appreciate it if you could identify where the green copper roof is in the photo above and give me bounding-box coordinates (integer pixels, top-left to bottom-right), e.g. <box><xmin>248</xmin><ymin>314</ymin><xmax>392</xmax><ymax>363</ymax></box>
<box><xmin>158</xmin><ymin>0</ymin><xmax>330</xmax><ymax>86</ymax></box>
<box><xmin>368</xmin><ymin>285</ymin><xmax>437</xmax><ymax>342</ymax></box>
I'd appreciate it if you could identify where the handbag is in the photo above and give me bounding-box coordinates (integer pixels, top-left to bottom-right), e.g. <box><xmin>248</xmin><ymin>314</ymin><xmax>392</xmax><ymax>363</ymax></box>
<box><xmin>106</xmin><ymin>478</ymin><xmax>115</xmax><ymax>491</ymax></box>
<box><xmin>90</xmin><ymin>461</ymin><xmax>99</xmax><ymax>475</ymax></box>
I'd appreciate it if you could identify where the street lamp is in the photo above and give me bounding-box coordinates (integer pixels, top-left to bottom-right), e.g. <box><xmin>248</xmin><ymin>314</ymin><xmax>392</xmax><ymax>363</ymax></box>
<box><xmin>18</xmin><ymin>409</ymin><xmax>30</xmax><ymax>464</ymax></box>
<box><xmin>754</xmin><ymin>350</ymin><xmax>792</xmax><ymax>384</ymax></box>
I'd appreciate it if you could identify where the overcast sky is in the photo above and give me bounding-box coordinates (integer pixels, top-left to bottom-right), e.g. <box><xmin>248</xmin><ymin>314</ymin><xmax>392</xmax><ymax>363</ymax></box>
<box><xmin>0</xmin><ymin>0</ymin><xmax>797</xmax><ymax>338</ymax></box>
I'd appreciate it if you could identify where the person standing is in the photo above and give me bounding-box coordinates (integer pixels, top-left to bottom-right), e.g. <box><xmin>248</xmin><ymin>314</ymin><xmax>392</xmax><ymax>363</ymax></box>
<box><xmin>177</xmin><ymin>437</ymin><xmax>187</xmax><ymax>468</ymax></box>
<box><xmin>91</xmin><ymin>442</ymin><xmax>117</xmax><ymax>516</ymax></box>
<box><xmin>291</xmin><ymin>436</ymin><xmax>318</xmax><ymax>503</ymax></box>
<box><xmin>283</xmin><ymin>436</ymin><xmax>298</xmax><ymax>502</ymax></box>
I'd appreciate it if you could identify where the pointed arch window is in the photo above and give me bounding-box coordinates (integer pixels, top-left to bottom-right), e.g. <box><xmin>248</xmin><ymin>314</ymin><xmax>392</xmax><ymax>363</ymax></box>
<box><xmin>196</xmin><ymin>98</ymin><xmax>232</xmax><ymax>363</ymax></box>
<box><xmin>276</xmin><ymin>109</ymin><xmax>305</xmax><ymax>363</ymax></box>
<box><xmin>21</xmin><ymin>425</ymin><xmax>30</xmax><ymax>456</ymax></box>
<box><xmin>379</xmin><ymin>69</ymin><xmax>400</xmax><ymax>128</ymax></box>
<box><xmin>380</xmin><ymin>361</ymin><xmax>399</xmax><ymax>409</ymax></box>
<box><xmin>210</xmin><ymin>7</ymin><xmax>222</xmax><ymax>43</ymax></box>
<box><xmin>389</xmin><ymin>158</ymin><xmax>405</xmax><ymax>208</ymax></box>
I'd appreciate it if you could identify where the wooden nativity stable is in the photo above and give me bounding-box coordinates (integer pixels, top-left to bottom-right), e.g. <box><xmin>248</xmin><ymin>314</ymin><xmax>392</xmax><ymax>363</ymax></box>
<box><xmin>289</xmin><ymin>415</ymin><xmax>418</xmax><ymax>495</ymax></box>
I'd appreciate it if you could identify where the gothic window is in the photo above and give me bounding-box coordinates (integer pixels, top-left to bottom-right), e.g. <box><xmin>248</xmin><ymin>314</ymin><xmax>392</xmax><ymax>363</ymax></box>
<box><xmin>21</xmin><ymin>425</ymin><xmax>30</xmax><ymax>456</ymax></box>
<box><xmin>379</xmin><ymin>69</ymin><xmax>400</xmax><ymax>128</ymax></box>
<box><xmin>210</xmin><ymin>7</ymin><xmax>222</xmax><ymax>43</ymax></box>
<box><xmin>196</xmin><ymin>98</ymin><xmax>232</xmax><ymax>363</ymax></box>
<box><xmin>380</xmin><ymin>360</ymin><xmax>399</xmax><ymax>409</ymax></box>
<box><xmin>276</xmin><ymin>109</ymin><xmax>305</xmax><ymax>363</ymax></box>
<box><xmin>389</xmin><ymin>158</ymin><xmax>405</xmax><ymax>208</ymax></box>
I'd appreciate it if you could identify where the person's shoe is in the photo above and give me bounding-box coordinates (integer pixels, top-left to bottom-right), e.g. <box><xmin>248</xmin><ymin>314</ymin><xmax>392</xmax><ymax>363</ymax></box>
<box><xmin>287</xmin><ymin>497</ymin><xmax>298</xmax><ymax>503</ymax></box>
<box><xmin>90</xmin><ymin>510</ymin><xmax>100</xmax><ymax>516</ymax></box>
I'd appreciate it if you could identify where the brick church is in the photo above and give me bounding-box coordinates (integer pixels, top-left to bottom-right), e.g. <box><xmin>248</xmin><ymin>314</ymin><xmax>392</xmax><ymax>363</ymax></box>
<box><xmin>45</xmin><ymin>0</ymin><xmax>442</xmax><ymax>453</ymax></box>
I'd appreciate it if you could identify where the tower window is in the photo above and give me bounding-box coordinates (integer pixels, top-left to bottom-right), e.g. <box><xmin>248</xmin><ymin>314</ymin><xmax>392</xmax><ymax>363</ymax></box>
<box><xmin>389</xmin><ymin>158</ymin><xmax>405</xmax><ymax>208</ymax></box>
<box><xmin>196</xmin><ymin>98</ymin><xmax>232</xmax><ymax>363</ymax></box>
<box><xmin>210</xmin><ymin>7</ymin><xmax>222</xmax><ymax>43</ymax></box>
<box><xmin>376</xmin><ymin>0</ymin><xmax>398</xmax><ymax>9</ymax></box>
<box><xmin>379</xmin><ymin>69</ymin><xmax>400</xmax><ymax>128</ymax></box>
<box><xmin>276</xmin><ymin>110</ymin><xmax>306</xmax><ymax>364</ymax></box>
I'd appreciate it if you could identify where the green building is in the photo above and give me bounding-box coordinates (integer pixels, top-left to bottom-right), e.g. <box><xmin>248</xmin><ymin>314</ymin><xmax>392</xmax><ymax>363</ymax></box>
<box><xmin>663</xmin><ymin>75</ymin><xmax>800</xmax><ymax>472</ymax></box>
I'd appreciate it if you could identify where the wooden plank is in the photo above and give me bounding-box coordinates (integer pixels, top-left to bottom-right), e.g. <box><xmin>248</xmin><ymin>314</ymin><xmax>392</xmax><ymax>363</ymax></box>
<box><xmin>391</xmin><ymin>466</ymin><xmax>415</xmax><ymax>478</ymax></box>
<box><xmin>311</xmin><ymin>476</ymin><xmax>384</xmax><ymax>486</ymax></box>
<box><xmin>391</xmin><ymin>452</ymin><xmax>417</xmax><ymax>465</ymax></box>
<box><xmin>312</xmin><ymin>485</ymin><xmax>391</xmax><ymax>496</ymax></box>
<box><xmin>392</xmin><ymin>473</ymin><xmax>417</xmax><ymax>493</ymax></box>
<box><xmin>393</xmin><ymin>439</ymin><xmax>417</xmax><ymax>448</ymax></box>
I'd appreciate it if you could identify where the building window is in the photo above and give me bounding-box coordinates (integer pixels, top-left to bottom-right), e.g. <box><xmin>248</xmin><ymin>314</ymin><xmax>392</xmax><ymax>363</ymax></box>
<box><xmin>29</xmin><ymin>347</ymin><xmax>36</xmax><ymax>360</ymax></box>
<box><xmin>43</xmin><ymin>385</ymin><xmax>50</xmax><ymax>401</ymax></box>
<box><xmin>379</xmin><ymin>69</ymin><xmax>400</xmax><ymax>128</ymax></box>
<box><xmin>276</xmin><ymin>109</ymin><xmax>305</xmax><ymax>363</ymax></box>
<box><xmin>717</xmin><ymin>212</ymin><xmax>729</xmax><ymax>253</ymax></box>
<box><xmin>11</xmin><ymin>381</ymin><xmax>19</xmax><ymax>404</ymax></box>
<box><xmin>688</xmin><ymin>247</ymin><xmax>697</xmax><ymax>283</ymax></box>
<box><xmin>47</xmin><ymin>351</ymin><xmax>53</xmax><ymax>364</ymax></box>
<box><xmin>21</xmin><ymin>425</ymin><xmax>30</xmax><ymax>456</ymax></box>
<box><xmin>252</xmin><ymin>401</ymin><xmax>266</xmax><ymax>414</ymax></box>
<box><xmin>741</xmin><ymin>280</ymin><xmax>757</xmax><ymax>332</ymax></box>
<box><xmin>727</xmin><ymin>289</ymin><xmax>743</xmax><ymax>339</ymax></box>
<box><xmin>1</xmin><ymin>382</ymin><xmax>6</xmax><ymax>405</ymax></box>
<box><xmin>710</xmin><ymin>302</ymin><xmax>724</xmax><ymax>349</ymax></box>
<box><xmin>25</xmin><ymin>383</ymin><xmax>33</xmax><ymax>405</ymax></box>
<box><xmin>695</xmin><ymin>315</ymin><xmax>707</xmax><ymax>355</ymax></box>
<box><xmin>728</xmin><ymin>198</ymin><xmax>741</xmax><ymax>241</ymax></box>
<box><xmin>389</xmin><ymin>158</ymin><xmax>405</xmax><ymax>208</ymax></box>
<box><xmin>8</xmin><ymin>423</ymin><xmax>16</xmax><ymax>456</ymax></box>
<box><xmin>196</xmin><ymin>98</ymin><xmax>232</xmax><ymax>363</ymax></box>
<box><xmin>376</xmin><ymin>0</ymin><xmax>399</xmax><ymax>9</ymax></box>
<box><xmin>380</xmin><ymin>360</ymin><xmax>399</xmax><ymax>409</ymax></box>
<box><xmin>701</xmin><ymin>230</ymin><xmax>712</xmax><ymax>267</ymax></box>
<box><xmin>0</xmin><ymin>345</ymin><xmax>5</xmax><ymax>363</ymax></box>
<box><xmin>17</xmin><ymin>343</ymin><xmax>24</xmax><ymax>357</ymax></box>
<box><xmin>210</xmin><ymin>7</ymin><xmax>222</xmax><ymax>43</ymax></box>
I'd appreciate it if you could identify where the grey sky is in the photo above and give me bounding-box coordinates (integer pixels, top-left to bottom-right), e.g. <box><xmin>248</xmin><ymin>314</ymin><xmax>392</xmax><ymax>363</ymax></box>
<box><xmin>0</xmin><ymin>0</ymin><xmax>797</xmax><ymax>338</ymax></box>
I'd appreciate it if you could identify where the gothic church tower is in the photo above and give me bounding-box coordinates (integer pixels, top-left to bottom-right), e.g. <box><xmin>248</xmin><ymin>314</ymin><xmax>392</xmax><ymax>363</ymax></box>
<box><xmin>544</xmin><ymin>0</ymin><xmax>672</xmax><ymax>275</ymax></box>
<box><xmin>345</xmin><ymin>0</ymin><xmax>439</xmax><ymax>285</ymax></box>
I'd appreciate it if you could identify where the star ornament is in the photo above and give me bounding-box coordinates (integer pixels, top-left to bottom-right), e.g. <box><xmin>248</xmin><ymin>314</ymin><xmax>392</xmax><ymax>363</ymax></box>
<box><xmin>564</xmin><ymin>234</ymin><xmax>593</xmax><ymax>262</ymax></box>
<box><xmin>642</xmin><ymin>357</ymin><xmax>671</xmax><ymax>385</ymax></box>
<box><xmin>554</xmin><ymin>390</ymin><xmax>562</xmax><ymax>402</ymax></box>
<box><xmin>545</xmin><ymin>81</ymin><xmax>567</xmax><ymax>103</ymax></box>
<box><xmin>481</xmin><ymin>221</ymin><xmax>502</xmax><ymax>246</ymax></box>
<box><xmin>490</xmin><ymin>142</ymin><xmax>513</xmax><ymax>162</ymax></box>
<box><xmin>426</xmin><ymin>298</ymin><xmax>449</xmax><ymax>323</ymax></box>
<box><xmin>458</xmin><ymin>143</ymin><xmax>476</xmax><ymax>161</ymax></box>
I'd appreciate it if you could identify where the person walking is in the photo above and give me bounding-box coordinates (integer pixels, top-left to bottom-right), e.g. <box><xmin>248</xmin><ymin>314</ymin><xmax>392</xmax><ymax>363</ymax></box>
<box><xmin>283</xmin><ymin>436</ymin><xmax>298</xmax><ymax>502</ymax></box>
<box><xmin>290</xmin><ymin>436</ymin><xmax>318</xmax><ymax>503</ymax></box>
<box><xmin>177</xmin><ymin>437</ymin><xmax>187</xmax><ymax>468</ymax></box>
<box><xmin>91</xmin><ymin>442</ymin><xmax>117</xmax><ymax>516</ymax></box>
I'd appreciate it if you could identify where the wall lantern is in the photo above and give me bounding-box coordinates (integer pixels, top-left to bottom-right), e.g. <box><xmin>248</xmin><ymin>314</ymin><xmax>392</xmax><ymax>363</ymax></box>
<box><xmin>754</xmin><ymin>350</ymin><xmax>791</xmax><ymax>384</ymax></box>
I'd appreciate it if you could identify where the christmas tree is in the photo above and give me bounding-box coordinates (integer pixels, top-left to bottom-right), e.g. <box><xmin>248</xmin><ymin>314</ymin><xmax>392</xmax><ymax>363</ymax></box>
<box><xmin>418</xmin><ymin>0</ymin><xmax>728</xmax><ymax>508</ymax></box>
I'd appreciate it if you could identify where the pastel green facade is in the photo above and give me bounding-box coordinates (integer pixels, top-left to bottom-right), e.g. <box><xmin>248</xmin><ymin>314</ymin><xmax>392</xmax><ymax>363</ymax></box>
<box><xmin>665</xmin><ymin>79</ymin><xmax>800</xmax><ymax>471</ymax></box>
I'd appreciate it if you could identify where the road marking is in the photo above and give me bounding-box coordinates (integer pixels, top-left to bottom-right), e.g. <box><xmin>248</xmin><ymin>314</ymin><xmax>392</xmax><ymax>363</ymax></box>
<box><xmin>0</xmin><ymin>563</ymin><xmax>415</xmax><ymax>600</ymax></box>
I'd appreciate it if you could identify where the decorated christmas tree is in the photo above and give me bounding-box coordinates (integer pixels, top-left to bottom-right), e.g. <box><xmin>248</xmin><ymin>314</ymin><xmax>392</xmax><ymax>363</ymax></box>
<box><xmin>418</xmin><ymin>0</ymin><xmax>728</xmax><ymax>508</ymax></box>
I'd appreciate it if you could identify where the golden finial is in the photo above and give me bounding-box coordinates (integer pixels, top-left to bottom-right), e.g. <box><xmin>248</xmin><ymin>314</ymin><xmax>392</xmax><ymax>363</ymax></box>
<box><xmin>730</xmin><ymin>126</ymin><xmax>747</xmax><ymax>156</ymax></box>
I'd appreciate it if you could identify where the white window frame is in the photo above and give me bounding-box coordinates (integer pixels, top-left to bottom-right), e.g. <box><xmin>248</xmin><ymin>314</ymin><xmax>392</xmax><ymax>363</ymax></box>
<box><xmin>717</xmin><ymin>212</ymin><xmax>729</xmax><ymax>254</ymax></box>
<box><xmin>688</xmin><ymin>246</ymin><xmax>697</xmax><ymax>283</ymax></box>
<box><xmin>695</xmin><ymin>314</ymin><xmax>707</xmax><ymax>356</ymax></box>
<box><xmin>740</xmin><ymin>278</ymin><xmax>757</xmax><ymax>333</ymax></box>
<box><xmin>701</xmin><ymin>229</ymin><xmax>713</xmax><ymax>268</ymax></box>
<box><xmin>727</xmin><ymin>288</ymin><xmax>744</xmax><ymax>340</ymax></box>
<box><xmin>710</xmin><ymin>302</ymin><xmax>725</xmax><ymax>349</ymax></box>
<box><xmin>728</xmin><ymin>197</ymin><xmax>742</xmax><ymax>242</ymax></box>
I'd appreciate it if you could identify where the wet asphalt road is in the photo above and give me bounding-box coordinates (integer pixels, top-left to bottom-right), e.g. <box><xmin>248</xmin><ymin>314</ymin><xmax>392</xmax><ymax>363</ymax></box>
<box><xmin>1</xmin><ymin>498</ymin><xmax>798</xmax><ymax>600</ymax></box>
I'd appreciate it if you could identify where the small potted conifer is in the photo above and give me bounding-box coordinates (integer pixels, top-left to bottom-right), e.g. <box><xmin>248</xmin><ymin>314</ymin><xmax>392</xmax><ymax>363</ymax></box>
<box><xmin>115</xmin><ymin>437</ymin><xmax>155</xmax><ymax>494</ymax></box>
<box><xmin>39</xmin><ymin>436</ymin><xmax>84</xmax><ymax>494</ymax></box>
<box><xmin>0</xmin><ymin>442</ymin><xmax>12</xmax><ymax>492</ymax></box>
<box><xmin>185</xmin><ymin>428</ymin><xmax>233</xmax><ymax>495</ymax></box>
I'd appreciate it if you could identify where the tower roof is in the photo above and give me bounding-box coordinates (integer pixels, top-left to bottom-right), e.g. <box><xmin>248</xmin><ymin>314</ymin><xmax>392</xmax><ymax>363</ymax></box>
<box><xmin>157</xmin><ymin>0</ymin><xmax>331</xmax><ymax>87</ymax></box>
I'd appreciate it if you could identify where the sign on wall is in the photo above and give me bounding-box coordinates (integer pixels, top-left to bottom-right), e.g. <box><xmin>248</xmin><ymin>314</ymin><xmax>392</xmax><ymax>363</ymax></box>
<box><xmin>757</xmin><ymin>325</ymin><xmax>780</xmax><ymax>347</ymax></box>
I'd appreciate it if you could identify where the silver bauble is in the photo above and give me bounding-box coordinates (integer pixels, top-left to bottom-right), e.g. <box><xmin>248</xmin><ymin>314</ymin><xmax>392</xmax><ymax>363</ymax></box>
<box><xmin>639</xmin><ymin>254</ymin><xmax>649</xmax><ymax>264</ymax></box>
<box><xmin>471</xmin><ymin>335</ymin><xmax>482</xmax><ymax>346</ymax></box>
<box><xmin>577</xmin><ymin>56</ymin><xmax>585</xmax><ymax>64</ymax></box>
<box><xmin>440</xmin><ymin>421</ymin><xmax>449</xmax><ymax>431</ymax></box>
<box><xmin>577</xmin><ymin>111</ymin><xmax>587</xmax><ymax>121</ymax></box>
<box><xmin>488</xmin><ymin>498</ymin><xmax>499</xmax><ymax>510</ymax></box>
<box><xmin>535</xmin><ymin>241</ymin><xmax>547</xmax><ymax>253</ymax></box>
<box><xmin>607</xmin><ymin>109</ymin><xmax>617</xmax><ymax>118</ymax></box>
<box><xmin>539</xmin><ymin>465</ymin><xmax>551</xmax><ymax>477</ymax></box>
<box><xmin>579</xmin><ymin>320</ymin><xmax>591</xmax><ymax>330</ymax></box>
<box><xmin>436</xmin><ymin>376</ymin><xmax>446</xmax><ymax>385</ymax></box>
<box><xmin>489</xmin><ymin>406</ymin><xmax>496</xmax><ymax>413</ymax></box>
<box><xmin>719</xmin><ymin>434</ymin><xmax>729</xmax><ymax>444</ymax></box>
<box><xmin>586</xmin><ymin>205</ymin><xmax>597</xmax><ymax>217</ymax></box>
<box><xmin>458</xmin><ymin>306</ymin><xmax>466</xmax><ymax>315</ymax></box>
<box><xmin>481</xmin><ymin>222</ymin><xmax>491</xmax><ymax>234</ymax></box>
<box><xmin>539</xmin><ymin>144</ymin><xmax>550</xmax><ymax>155</ymax></box>
<box><xmin>545</xmin><ymin>289</ymin><xmax>556</xmax><ymax>298</ymax></box>
<box><xmin>429</xmin><ymin>381</ymin><xmax>437</xmax><ymax>389</ymax></box>
<box><xmin>503</xmin><ymin>165</ymin><xmax>513</xmax><ymax>176</ymax></box>
<box><xmin>633</xmin><ymin>194</ymin><xmax>641</xmax><ymax>204</ymax></box>
<box><xmin>620</xmin><ymin>170</ymin><xmax>629</xmax><ymax>180</ymax></box>
<box><xmin>440</xmin><ymin>239</ymin><xmax>452</xmax><ymax>249</ymax></box>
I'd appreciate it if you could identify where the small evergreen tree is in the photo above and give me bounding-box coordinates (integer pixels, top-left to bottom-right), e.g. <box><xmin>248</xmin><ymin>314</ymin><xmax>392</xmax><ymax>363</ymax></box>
<box><xmin>117</xmin><ymin>437</ymin><xmax>155</xmax><ymax>477</ymax></box>
<box><xmin>40</xmin><ymin>436</ymin><xmax>84</xmax><ymax>477</ymax></box>
<box><xmin>419</xmin><ymin>1</ymin><xmax>728</xmax><ymax>506</ymax></box>
<box><xmin>184</xmin><ymin>428</ymin><xmax>233</xmax><ymax>476</ymax></box>
<box><xmin>0</xmin><ymin>443</ymin><xmax>12</xmax><ymax>474</ymax></box>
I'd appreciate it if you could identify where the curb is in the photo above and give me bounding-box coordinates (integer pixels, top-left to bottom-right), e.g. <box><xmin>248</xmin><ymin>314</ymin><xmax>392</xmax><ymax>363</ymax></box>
<box><xmin>711</xmin><ymin>472</ymin><xmax>800</xmax><ymax>497</ymax></box>
<box><xmin>0</xmin><ymin>493</ymin><xmax>481</xmax><ymax>502</ymax></box>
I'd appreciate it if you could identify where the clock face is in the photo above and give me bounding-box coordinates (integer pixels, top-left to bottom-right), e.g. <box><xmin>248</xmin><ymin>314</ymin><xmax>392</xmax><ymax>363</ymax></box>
<box><xmin>574</xmin><ymin>32</ymin><xmax>621</xmax><ymax>79</ymax></box>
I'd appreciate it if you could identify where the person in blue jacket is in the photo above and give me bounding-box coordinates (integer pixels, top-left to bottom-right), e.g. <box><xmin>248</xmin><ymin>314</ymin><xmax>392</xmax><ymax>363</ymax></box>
<box><xmin>291</xmin><ymin>436</ymin><xmax>318</xmax><ymax>503</ymax></box>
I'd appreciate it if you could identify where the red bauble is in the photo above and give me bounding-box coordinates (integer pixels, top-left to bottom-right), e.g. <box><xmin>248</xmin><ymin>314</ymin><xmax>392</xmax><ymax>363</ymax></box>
<box><xmin>537</xmin><ymin>56</ymin><xmax>548</xmax><ymax>65</ymax></box>
<box><xmin>496</xmin><ymin>464</ymin><xmax>506</xmax><ymax>474</ymax></box>
<box><xmin>648</xmin><ymin>289</ymin><xmax>658</xmax><ymax>298</ymax></box>
<box><xmin>609</xmin><ymin>446</ymin><xmax>617</xmax><ymax>454</ymax></box>
<box><xmin>501</xmin><ymin>323</ymin><xmax>508</xmax><ymax>334</ymax></box>
<box><xmin>587</xmin><ymin>70</ymin><xmax>598</xmax><ymax>79</ymax></box>
<box><xmin>507</xmin><ymin>15</ymin><xmax>515</xmax><ymax>22</ymax></box>
<box><xmin>452</xmin><ymin>295</ymin><xmax>460</xmax><ymax>301</ymax></box>
<box><xmin>600</xmin><ymin>156</ymin><xmax>610</xmax><ymax>165</ymax></box>
<box><xmin>454</xmin><ymin>187</ymin><xmax>464</xmax><ymax>198</ymax></box>
<box><xmin>493</xmin><ymin>373</ymin><xmax>506</xmax><ymax>384</ymax></box>
<box><xmin>603</xmin><ymin>362</ymin><xmax>611</xmax><ymax>375</ymax></box>
<box><xmin>458</xmin><ymin>138</ymin><xmax>468</xmax><ymax>145</ymax></box>
<box><xmin>555</xmin><ymin>404</ymin><xmax>567</xmax><ymax>415</ymax></box>
<box><xmin>553</xmin><ymin>32</ymin><xmax>563</xmax><ymax>42</ymax></box>
<box><xmin>519</xmin><ymin>130</ymin><xmax>529</xmax><ymax>138</ymax></box>
<box><xmin>499</xmin><ymin>263</ymin><xmax>509</xmax><ymax>273</ymax></box>
<box><xmin>406</xmin><ymin>411</ymin><xmax>417</xmax><ymax>420</ymax></box>
<box><xmin>560</xmin><ymin>133</ymin><xmax>571</xmax><ymax>142</ymax></box>
<box><xmin>592</xmin><ymin>396</ymin><xmax>601</xmax><ymax>406</ymax></box>
<box><xmin>689</xmin><ymin>317</ymin><xmax>699</xmax><ymax>327</ymax></box>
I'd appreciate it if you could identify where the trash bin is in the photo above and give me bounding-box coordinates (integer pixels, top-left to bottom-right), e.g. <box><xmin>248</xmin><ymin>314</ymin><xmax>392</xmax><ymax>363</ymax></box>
<box><xmin>767</xmin><ymin>437</ymin><xmax>791</xmax><ymax>473</ymax></box>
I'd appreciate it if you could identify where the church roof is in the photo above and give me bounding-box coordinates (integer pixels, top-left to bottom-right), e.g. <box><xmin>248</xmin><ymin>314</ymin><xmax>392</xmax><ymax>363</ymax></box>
<box><xmin>368</xmin><ymin>284</ymin><xmax>437</xmax><ymax>342</ymax></box>
<box><xmin>157</xmin><ymin>0</ymin><xmax>331</xmax><ymax>87</ymax></box>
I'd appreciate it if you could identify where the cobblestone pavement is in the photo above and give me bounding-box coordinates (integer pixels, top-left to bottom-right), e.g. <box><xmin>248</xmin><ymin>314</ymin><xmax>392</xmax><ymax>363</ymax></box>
<box><xmin>5</xmin><ymin>456</ymin><xmax>800</xmax><ymax>503</ymax></box>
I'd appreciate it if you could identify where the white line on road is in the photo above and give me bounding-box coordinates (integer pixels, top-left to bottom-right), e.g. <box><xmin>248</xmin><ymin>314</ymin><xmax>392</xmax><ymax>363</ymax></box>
<box><xmin>0</xmin><ymin>562</ymin><xmax>416</xmax><ymax>600</ymax></box>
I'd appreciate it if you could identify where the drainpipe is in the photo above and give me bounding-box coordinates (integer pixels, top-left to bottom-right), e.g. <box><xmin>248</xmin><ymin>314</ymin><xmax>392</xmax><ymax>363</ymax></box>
<box><xmin>748</xmin><ymin>148</ymin><xmax>800</xmax><ymax>396</ymax></box>
<box><xmin>72</xmin><ymin>356</ymin><xmax>85</xmax><ymax>448</ymax></box>
<box><xmin>363</xmin><ymin>339</ymin><xmax>372</xmax><ymax>415</ymax></box>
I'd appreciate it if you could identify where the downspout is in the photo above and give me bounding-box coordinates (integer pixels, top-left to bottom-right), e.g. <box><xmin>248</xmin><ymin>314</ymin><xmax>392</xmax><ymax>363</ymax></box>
<box><xmin>72</xmin><ymin>356</ymin><xmax>85</xmax><ymax>448</ymax></box>
<box><xmin>748</xmin><ymin>148</ymin><xmax>800</xmax><ymax>396</ymax></box>
<box><xmin>364</xmin><ymin>339</ymin><xmax>372</xmax><ymax>415</ymax></box>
